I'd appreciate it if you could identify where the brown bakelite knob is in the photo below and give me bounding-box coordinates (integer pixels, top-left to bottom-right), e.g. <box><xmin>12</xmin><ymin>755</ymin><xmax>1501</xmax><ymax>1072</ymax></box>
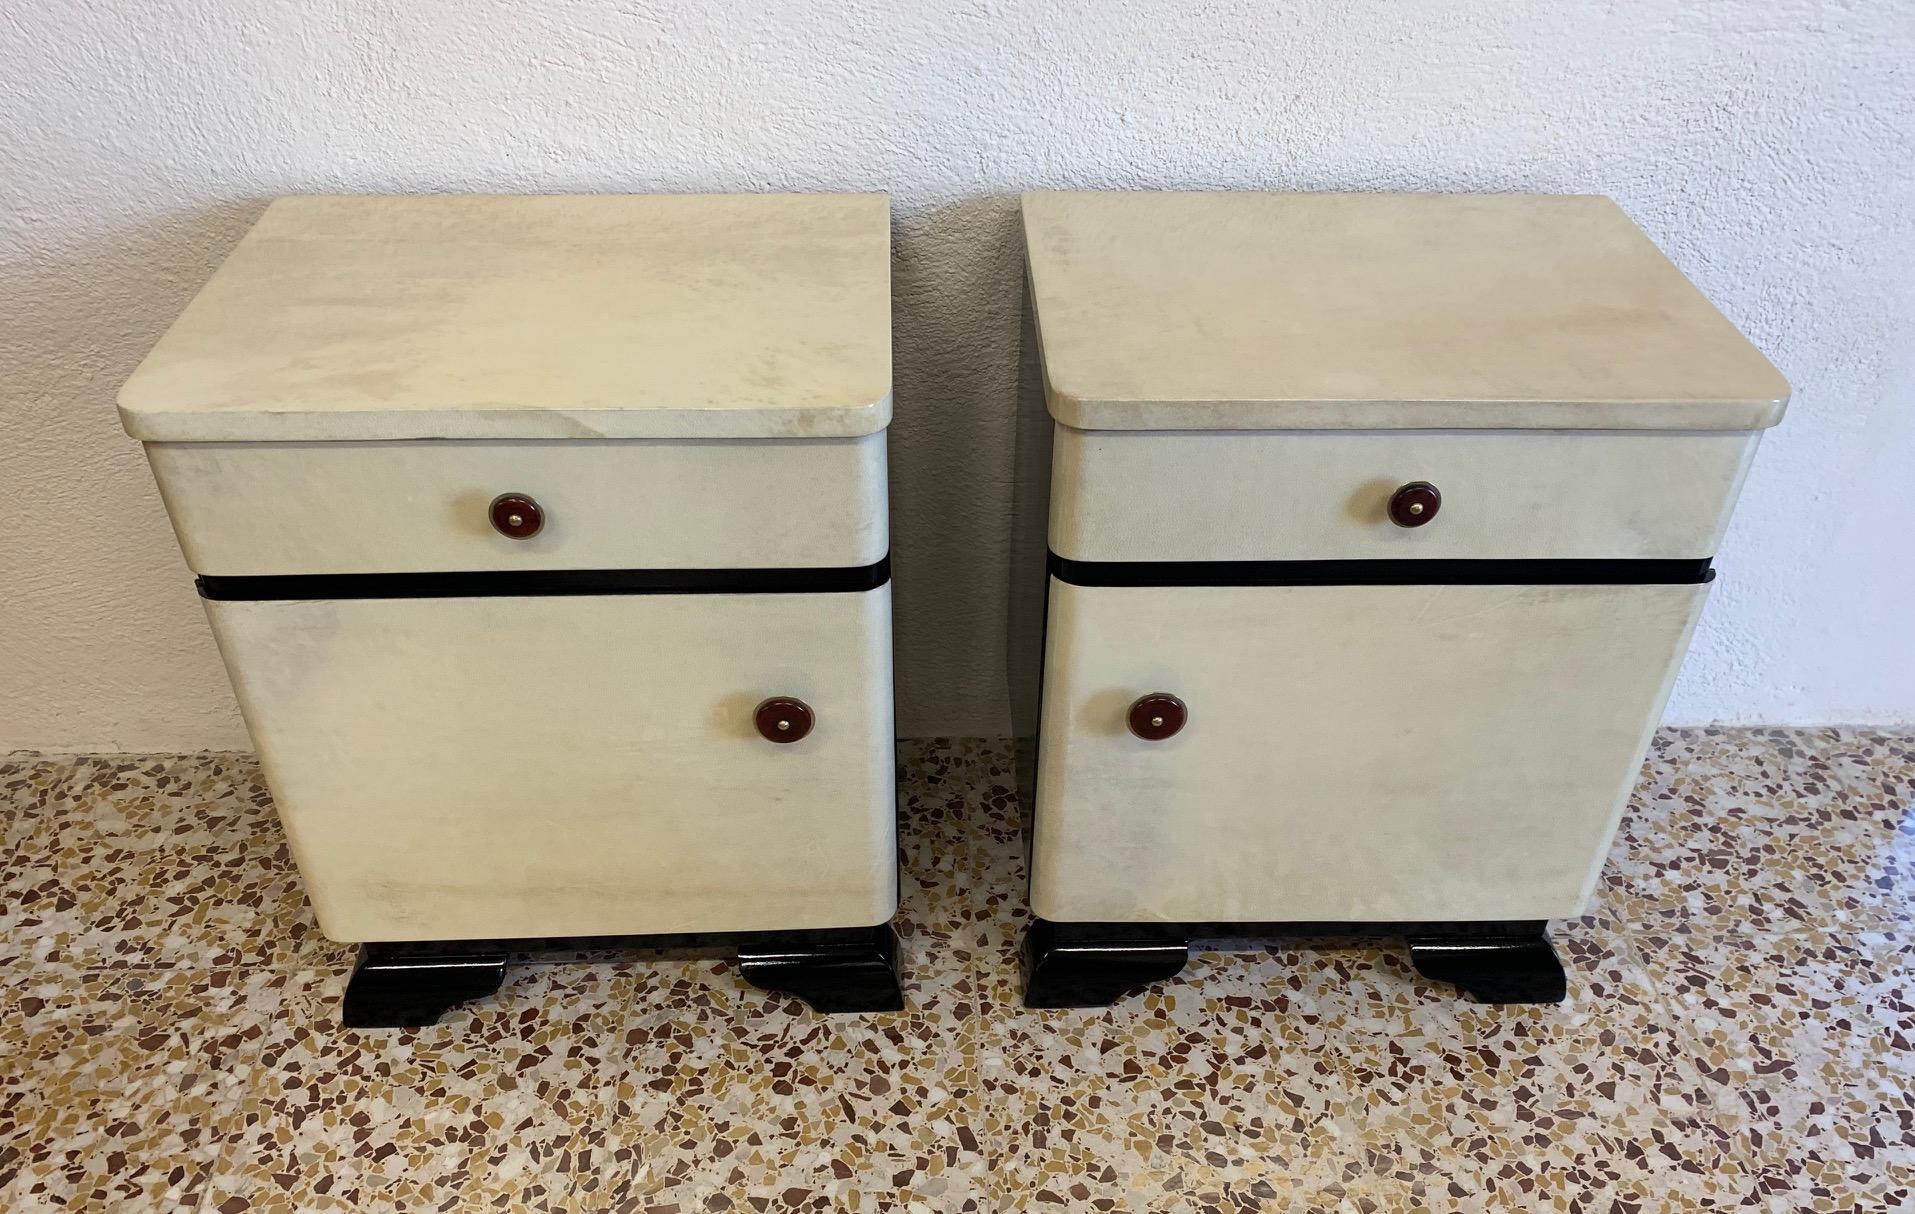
<box><xmin>1387</xmin><ymin>481</ymin><xmax>1441</xmax><ymax>528</ymax></box>
<box><xmin>754</xmin><ymin>697</ymin><xmax>814</xmax><ymax>743</ymax></box>
<box><xmin>489</xmin><ymin>493</ymin><xmax>544</xmax><ymax>539</ymax></box>
<box><xmin>1127</xmin><ymin>693</ymin><xmax>1186</xmax><ymax>741</ymax></box>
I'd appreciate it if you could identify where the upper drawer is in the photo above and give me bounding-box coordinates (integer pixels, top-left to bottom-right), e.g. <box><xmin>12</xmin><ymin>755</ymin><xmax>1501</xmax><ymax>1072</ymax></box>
<box><xmin>1049</xmin><ymin>427</ymin><xmax>1760</xmax><ymax>563</ymax></box>
<box><xmin>147</xmin><ymin>433</ymin><xmax>888</xmax><ymax>576</ymax></box>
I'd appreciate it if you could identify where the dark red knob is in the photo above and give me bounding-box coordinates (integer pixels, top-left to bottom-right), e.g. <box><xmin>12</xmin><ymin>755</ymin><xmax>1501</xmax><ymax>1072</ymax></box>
<box><xmin>489</xmin><ymin>493</ymin><xmax>544</xmax><ymax>539</ymax></box>
<box><xmin>1387</xmin><ymin>481</ymin><xmax>1441</xmax><ymax>528</ymax></box>
<box><xmin>1127</xmin><ymin>693</ymin><xmax>1186</xmax><ymax>741</ymax></box>
<box><xmin>754</xmin><ymin>697</ymin><xmax>814</xmax><ymax>743</ymax></box>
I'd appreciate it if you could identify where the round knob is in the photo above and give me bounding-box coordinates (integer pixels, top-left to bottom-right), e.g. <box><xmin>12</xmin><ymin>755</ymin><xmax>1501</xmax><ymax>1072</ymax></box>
<box><xmin>1387</xmin><ymin>481</ymin><xmax>1441</xmax><ymax>528</ymax></box>
<box><xmin>1127</xmin><ymin>693</ymin><xmax>1187</xmax><ymax>741</ymax></box>
<box><xmin>754</xmin><ymin>697</ymin><xmax>814</xmax><ymax>744</ymax></box>
<box><xmin>489</xmin><ymin>493</ymin><xmax>544</xmax><ymax>540</ymax></box>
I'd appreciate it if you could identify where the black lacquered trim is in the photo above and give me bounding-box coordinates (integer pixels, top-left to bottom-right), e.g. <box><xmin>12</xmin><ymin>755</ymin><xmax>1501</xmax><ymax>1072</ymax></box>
<box><xmin>1048</xmin><ymin>552</ymin><xmax>1714</xmax><ymax>587</ymax></box>
<box><xmin>198</xmin><ymin>555</ymin><xmax>891</xmax><ymax>601</ymax></box>
<box><xmin>1022</xmin><ymin>919</ymin><xmax>1568</xmax><ymax>1007</ymax></box>
<box><xmin>342</xmin><ymin>924</ymin><xmax>905</xmax><ymax>1025</ymax></box>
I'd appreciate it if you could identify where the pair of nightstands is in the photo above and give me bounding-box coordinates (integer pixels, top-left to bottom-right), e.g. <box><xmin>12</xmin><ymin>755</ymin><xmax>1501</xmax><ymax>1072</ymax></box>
<box><xmin>119</xmin><ymin>190</ymin><xmax>1786</xmax><ymax>1025</ymax></box>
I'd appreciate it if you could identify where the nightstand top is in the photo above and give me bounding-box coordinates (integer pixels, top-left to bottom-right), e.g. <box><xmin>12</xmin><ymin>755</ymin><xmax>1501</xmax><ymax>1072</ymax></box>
<box><xmin>119</xmin><ymin>193</ymin><xmax>893</xmax><ymax>442</ymax></box>
<box><xmin>1022</xmin><ymin>191</ymin><xmax>1789</xmax><ymax>432</ymax></box>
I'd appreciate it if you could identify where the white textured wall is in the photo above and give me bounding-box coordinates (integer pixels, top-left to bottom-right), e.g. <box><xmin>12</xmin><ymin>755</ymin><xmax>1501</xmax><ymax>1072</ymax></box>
<box><xmin>2</xmin><ymin>0</ymin><xmax>1911</xmax><ymax>749</ymax></box>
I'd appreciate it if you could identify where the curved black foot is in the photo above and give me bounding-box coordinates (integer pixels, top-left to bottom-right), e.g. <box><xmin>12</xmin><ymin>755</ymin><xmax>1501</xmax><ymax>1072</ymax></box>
<box><xmin>1022</xmin><ymin>919</ymin><xmax>1191</xmax><ymax>1008</ymax></box>
<box><xmin>1407</xmin><ymin>928</ymin><xmax>1567</xmax><ymax>1004</ymax></box>
<box><xmin>737</xmin><ymin>924</ymin><xmax>905</xmax><ymax>1012</ymax></box>
<box><xmin>342</xmin><ymin>944</ymin><xmax>510</xmax><ymax>1028</ymax></box>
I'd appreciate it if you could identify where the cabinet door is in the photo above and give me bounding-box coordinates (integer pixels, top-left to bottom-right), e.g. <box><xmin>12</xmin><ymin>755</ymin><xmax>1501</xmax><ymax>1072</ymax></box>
<box><xmin>206</xmin><ymin>588</ymin><xmax>896</xmax><ymax>942</ymax></box>
<box><xmin>1030</xmin><ymin>579</ymin><xmax>1706</xmax><ymax>924</ymax></box>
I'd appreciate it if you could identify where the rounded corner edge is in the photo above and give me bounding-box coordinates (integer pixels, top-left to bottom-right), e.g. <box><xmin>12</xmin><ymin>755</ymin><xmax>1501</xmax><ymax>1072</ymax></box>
<box><xmin>114</xmin><ymin>392</ymin><xmax>163</xmax><ymax>442</ymax></box>
<box><xmin>849</xmin><ymin>389</ymin><xmax>894</xmax><ymax>435</ymax></box>
<box><xmin>1043</xmin><ymin>379</ymin><xmax>1096</xmax><ymax>429</ymax></box>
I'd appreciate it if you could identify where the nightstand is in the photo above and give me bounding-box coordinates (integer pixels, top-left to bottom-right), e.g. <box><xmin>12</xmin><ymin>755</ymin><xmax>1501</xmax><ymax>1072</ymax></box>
<box><xmin>1015</xmin><ymin>190</ymin><xmax>1788</xmax><ymax>1007</ymax></box>
<box><xmin>119</xmin><ymin>193</ymin><xmax>902</xmax><ymax>1025</ymax></box>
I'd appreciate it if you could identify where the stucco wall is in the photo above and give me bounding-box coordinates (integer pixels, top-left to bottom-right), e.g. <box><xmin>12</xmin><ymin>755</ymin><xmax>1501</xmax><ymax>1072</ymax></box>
<box><xmin>3</xmin><ymin>0</ymin><xmax>1911</xmax><ymax>749</ymax></box>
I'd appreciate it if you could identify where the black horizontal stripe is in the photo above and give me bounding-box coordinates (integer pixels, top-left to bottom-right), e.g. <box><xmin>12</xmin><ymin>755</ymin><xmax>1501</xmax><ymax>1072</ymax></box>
<box><xmin>198</xmin><ymin>555</ymin><xmax>890</xmax><ymax>601</ymax></box>
<box><xmin>1048</xmin><ymin>552</ymin><xmax>1713</xmax><ymax>587</ymax></box>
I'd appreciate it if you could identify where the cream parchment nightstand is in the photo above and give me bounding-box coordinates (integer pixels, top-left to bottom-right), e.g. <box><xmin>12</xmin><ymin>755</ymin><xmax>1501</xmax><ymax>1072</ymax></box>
<box><xmin>1014</xmin><ymin>190</ymin><xmax>1788</xmax><ymax>1007</ymax></box>
<box><xmin>119</xmin><ymin>193</ymin><xmax>902</xmax><ymax>1025</ymax></box>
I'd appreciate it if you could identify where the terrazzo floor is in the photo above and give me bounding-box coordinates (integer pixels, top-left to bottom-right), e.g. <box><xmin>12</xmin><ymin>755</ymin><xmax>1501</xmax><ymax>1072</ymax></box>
<box><xmin>0</xmin><ymin>728</ymin><xmax>1910</xmax><ymax>1213</ymax></box>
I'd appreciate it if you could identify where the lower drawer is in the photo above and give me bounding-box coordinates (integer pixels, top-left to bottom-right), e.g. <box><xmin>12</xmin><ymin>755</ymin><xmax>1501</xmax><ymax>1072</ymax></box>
<box><xmin>1030</xmin><ymin>577</ymin><xmax>1707</xmax><ymax>923</ymax></box>
<box><xmin>205</xmin><ymin>585</ymin><xmax>896</xmax><ymax>941</ymax></box>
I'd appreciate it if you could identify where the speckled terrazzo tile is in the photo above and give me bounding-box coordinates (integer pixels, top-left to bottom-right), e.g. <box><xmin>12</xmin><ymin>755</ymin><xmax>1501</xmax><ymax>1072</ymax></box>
<box><xmin>1596</xmin><ymin>728</ymin><xmax>1898</xmax><ymax>938</ymax></box>
<box><xmin>0</xmin><ymin>966</ymin><xmax>282</xmax><ymax>1212</ymax></box>
<box><xmin>4</xmin><ymin>754</ymin><xmax>351</xmax><ymax>970</ymax></box>
<box><xmin>1636</xmin><ymin>928</ymin><xmax>1915</xmax><ymax>1211</ymax></box>
<box><xmin>1771</xmin><ymin>728</ymin><xmax>1915</xmax><ymax>934</ymax></box>
<box><xmin>896</xmin><ymin>738</ymin><xmax>1003</xmax><ymax>937</ymax></box>
<box><xmin>580</xmin><ymin>960</ymin><xmax>989</xmax><ymax>1211</ymax></box>
<box><xmin>199</xmin><ymin>963</ymin><xmax>634</xmax><ymax>1214</ymax></box>
<box><xmin>1815</xmin><ymin>729</ymin><xmax>1915</xmax><ymax>929</ymax></box>
<box><xmin>955</xmin><ymin>762</ymin><xmax>1033</xmax><ymax>1021</ymax></box>
<box><xmin>897</xmin><ymin>738</ymin><xmax>1023</xmax><ymax>1022</ymax></box>
<box><xmin>981</xmin><ymin>949</ymin><xmax>1360</xmax><ymax>1210</ymax></box>
<box><xmin>1</xmin><ymin>755</ymin><xmax>69</xmax><ymax>848</ymax></box>
<box><xmin>1802</xmin><ymin>728</ymin><xmax>1915</xmax><ymax>798</ymax></box>
<box><xmin>0</xmin><ymin>757</ymin><xmax>72</xmax><ymax>936</ymax></box>
<box><xmin>1327</xmin><ymin>922</ymin><xmax>1737</xmax><ymax>1211</ymax></box>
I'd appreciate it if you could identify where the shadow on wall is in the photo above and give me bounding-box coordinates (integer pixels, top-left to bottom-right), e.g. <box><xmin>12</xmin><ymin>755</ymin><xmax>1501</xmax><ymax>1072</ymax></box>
<box><xmin>6</xmin><ymin>198</ymin><xmax>273</xmax><ymax>424</ymax></box>
<box><xmin>2</xmin><ymin>199</ymin><xmax>278</xmax><ymax>752</ymax></box>
<box><xmin>887</xmin><ymin>194</ymin><xmax>1028</xmax><ymax>736</ymax></box>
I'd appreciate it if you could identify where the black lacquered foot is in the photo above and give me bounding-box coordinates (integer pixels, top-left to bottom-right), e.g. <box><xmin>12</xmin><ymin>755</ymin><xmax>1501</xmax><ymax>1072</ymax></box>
<box><xmin>736</xmin><ymin>924</ymin><xmax>905</xmax><ymax>1013</ymax></box>
<box><xmin>342</xmin><ymin>944</ymin><xmax>510</xmax><ymax>1028</ymax></box>
<box><xmin>1406</xmin><ymin>927</ymin><xmax>1567</xmax><ymax>1004</ymax></box>
<box><xmin>1022</xmin><ymin>919</ymin><xmax>1191</xmax><ymax>1008</ymax></box>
